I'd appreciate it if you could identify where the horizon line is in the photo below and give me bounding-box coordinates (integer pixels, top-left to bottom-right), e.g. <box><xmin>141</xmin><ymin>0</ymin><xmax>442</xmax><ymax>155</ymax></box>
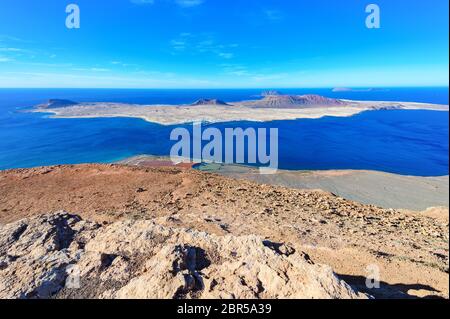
<box><xmin>0</xmin><ymin>85</ymin><xmax>449</xmax><ymax>90</ymax></box>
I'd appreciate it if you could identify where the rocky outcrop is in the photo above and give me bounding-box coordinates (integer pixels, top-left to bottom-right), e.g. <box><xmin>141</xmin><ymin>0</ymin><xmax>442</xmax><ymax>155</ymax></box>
<box><xmin>191</xmin><ymin>99</ymin><xmax>230</xmax><ymax>106</ymax></box>
<box><xmin>0</xmin><ymin>212</ymin><xmax>366</xmax><ymax>299</ymax></box>
<box><xmin>36</xmin><ymin>99</ymin><xmax>78</xmax><ymax>109</ymax></box>
<box><xmin>0</xmin><ymin>212</ymin><xmax>100</xmax><ymax>298</ymax></box>
<box><xmin>243</xmin><ymin>94</ymin><xmax>346</xmax><ymax>108</ymax></box>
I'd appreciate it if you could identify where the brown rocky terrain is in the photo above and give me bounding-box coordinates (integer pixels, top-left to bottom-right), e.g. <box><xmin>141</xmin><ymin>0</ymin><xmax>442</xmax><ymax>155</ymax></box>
<box><xmin>0</xmin><ymin>212</ymin><xmax>365</xmax><ymax>299</ymax></box>
<box><xmin>195</xmin><ymin>162</ymin><xmax>449</xmax><ymax>211</ymax></box>
<box><xmin>0</xmin><ymin>164</ymin><xmax>448</xmax><ymax>299</ymax></box>
<box><xmin>190</xmin><ymin>99</ymin><xmax>230</xmax><ymax>106</ymax></box>
<box><xmin>242</xmin><ymin>94</ymin><xmax>347</xmax><ymax>108</ymax></box>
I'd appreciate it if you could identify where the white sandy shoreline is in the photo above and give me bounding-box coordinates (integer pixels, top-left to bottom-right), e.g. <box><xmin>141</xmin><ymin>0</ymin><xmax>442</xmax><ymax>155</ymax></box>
<box><xmin>31</xmin><ymin>99</ymin><xmax>449</xmax><ymax>125</ymax></box>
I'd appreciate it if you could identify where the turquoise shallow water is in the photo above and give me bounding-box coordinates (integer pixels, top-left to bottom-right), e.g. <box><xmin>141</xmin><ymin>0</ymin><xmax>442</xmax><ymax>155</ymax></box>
<box><xmin>0</xmin><ymin>88</ymin><xmax>448</xmax><ymax>176</ymax></box>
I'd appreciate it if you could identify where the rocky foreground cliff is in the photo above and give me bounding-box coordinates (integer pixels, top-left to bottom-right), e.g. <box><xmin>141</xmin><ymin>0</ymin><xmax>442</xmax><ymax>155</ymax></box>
<box><xmin>0</xmin><ymin>164</ymin><xmax>448</xmax><ymax>299</ymax></box>
<box><xmin>0</xmin><ymin>212</ymin><xmax>365</xmax><ymax>299</ymax></box>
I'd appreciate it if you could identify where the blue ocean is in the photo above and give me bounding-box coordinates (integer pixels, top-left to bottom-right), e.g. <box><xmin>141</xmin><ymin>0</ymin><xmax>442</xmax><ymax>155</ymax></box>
<box><xmin>0</xmin><ymin>88</ymin><xmax>448</xmax><ymax>176</ymax></box>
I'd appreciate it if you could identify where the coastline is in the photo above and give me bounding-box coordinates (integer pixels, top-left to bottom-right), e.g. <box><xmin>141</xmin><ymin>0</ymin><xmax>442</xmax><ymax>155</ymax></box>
<box><xmin>19</xmin><ymin>94</ymin><xmax>450</xmax><ymax>211</ymax></box>
<box><xmin>1</xmin><ymin>162</ymin><xmax>448</xmax><ymax>298</ymax></box>
<box><xmin>120</xmin><ymin>155</ymin><xmax>449</xmax><ymax>212</ymax></box>
<box><xmin>30</xmin><ymin>99</ymin><xmax>449</xmax><ymax>125</ymax></box>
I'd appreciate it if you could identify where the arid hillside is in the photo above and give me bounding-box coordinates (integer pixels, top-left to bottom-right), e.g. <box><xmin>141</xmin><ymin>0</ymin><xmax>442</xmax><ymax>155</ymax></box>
<box><xmin>0</xmin><ymin>164</ymin><xmax>448</xmax><ymax>298</ymax></box>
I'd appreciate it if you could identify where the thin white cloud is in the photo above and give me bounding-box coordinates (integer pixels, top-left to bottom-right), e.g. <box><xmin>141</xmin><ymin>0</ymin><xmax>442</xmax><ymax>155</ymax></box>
<box><xmin>0</xmin><ymin>35</ymin><xmax>27</xmax><ymax>43</ymax></box>
<box><xmin>175</xmin><ymin>0</ymin><xmax>204</xmax><ymax>7</ymax></box>
<box><xmin>91</xmin><ymin>68</ymin><xmax>110</xmax><ymax>72</ymax></box>
<box><xmin>220</xmin><ymin>63</ymin><xmax>288</xmax><ymax>82</ymax></box>
<box><xmin>130</xmin><ymin>0</ymin><xmax>155</xmax><ymax>4</ymax></box>
<box><xmin>218</xmin><ymin>52</ymin><xmax>234</xmax><ymax>59</ymax></box>
<box><xmin>0</xmin><ymin>71</ymin><xmax>214</xmax><ymax>89</ymax></box>
<box><xmin>130</xmin><ymin>0</ymin><xmax>204</xmax><ymax>7</ymax></box>
<box><xmin>0</xmin><ymin>37</ymin><xmax>51</xmax><ymax>63</ymax></box>
<box><xmin>0</xmin><ymin>47</ymin><xmax>24</xmax><ymax>52</ymax></box>
<box><xmin>170</xmin><ymin>33</ymin><xmax>237</xmax><ymax>59</ymax></box>
<box><xmin>264</xmin><ymin>9</ymin><xmax>283</xmax><ymax>21</ymax></box>
<box><xmin>12</xmin><ymin>61</ymin><xmax>74</xmax><ymax>68</ymax></box>
<box><xmin>72</xmin><ymin>67</ymin><xmax>110</xmax><ymax>72</ymax></box>
<box><xmin>0</xmin><ymin>56</ymin><xmax>12</xmax><ymax>62</ymax></box>
<box><xmin>220</xmin><ymin>64</ymin><xmax>249</xmax><ymax>76</ymax></box>
<box><xmin>110</xmin><ymin>61</ymin><xmax>139</xmax><ymax>68</ymax></box>
<box><xmin>170</xmin><ymin>39</ymin><xmax>188</xmax><ymax>51</ymax></box>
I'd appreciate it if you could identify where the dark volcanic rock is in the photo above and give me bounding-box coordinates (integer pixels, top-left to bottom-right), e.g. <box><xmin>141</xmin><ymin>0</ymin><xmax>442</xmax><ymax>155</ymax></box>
<box><xmin>246</xmin><ymin>94</ymin><xmax>346</xmax><ymax>108</ymax></box>
<box><xmin>37</xmin><ymin>99</ymin><xmax>78</xmax><ymax>109</ymax></box>
<box><xmin>191</xmin><ymin>99</ymin><xmax>230</xmax><ymax>106</ymax></box>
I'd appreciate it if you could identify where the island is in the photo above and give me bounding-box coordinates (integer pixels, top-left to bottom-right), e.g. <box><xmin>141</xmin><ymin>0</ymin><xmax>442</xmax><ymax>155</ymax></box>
<box><xmin>30</xmin><ymin>93</ymin><xmax>449</xmax><ymax>125</ymax></box>
<box><xmin>36</xmin><ymin>99</ymin><xmax>79</xmax><ymax>109</ymax></box>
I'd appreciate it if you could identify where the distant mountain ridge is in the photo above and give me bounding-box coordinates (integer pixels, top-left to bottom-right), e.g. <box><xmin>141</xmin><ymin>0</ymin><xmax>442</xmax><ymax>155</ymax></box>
<box><xmin>243</xmin><ymin>94</ymin><xmax>346</xmax><ymax>108</ymax></box>
<box><xmin>190</xmin><ymin>99</ymin><xmax>230</xmax><ymax>106</ymax></box>
<box><xmin>261</xmin><ymin>90</ymin><xmax>282</xmax><ymax>96</ymax></box>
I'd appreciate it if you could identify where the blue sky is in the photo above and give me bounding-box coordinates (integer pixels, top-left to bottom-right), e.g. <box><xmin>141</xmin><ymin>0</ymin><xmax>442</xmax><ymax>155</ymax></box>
<box><xmin>0</xmin><ymin>0</ymin><xmax>448</xmax><ymax>88</ymax></box>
